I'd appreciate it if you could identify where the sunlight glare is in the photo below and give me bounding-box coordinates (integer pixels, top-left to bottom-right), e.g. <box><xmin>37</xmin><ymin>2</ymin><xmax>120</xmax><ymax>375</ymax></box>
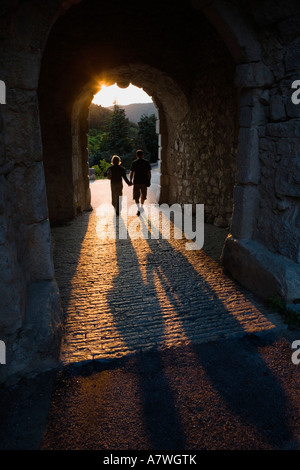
<box><xmin>93</xmin><ymin>83</ymin><xmax>152</xmax><ymax>107</ymax></box>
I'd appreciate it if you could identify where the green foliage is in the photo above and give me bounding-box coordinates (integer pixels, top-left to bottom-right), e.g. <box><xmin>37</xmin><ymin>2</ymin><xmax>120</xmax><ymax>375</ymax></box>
<box><xmin>136</xmin><ymin>114</ymin><xmax>159</xmax><ymax>163</ymax></box>
<box><xmin>92</xmin><ymin>159</ymin><xmax>111</xmax><ymax>179</ymax></box>
<box><xmin>106</xmin><ymin>104</ymin><xmax>134</xmax><ymax>156</ymax></box>
<box><xmin>88</xmin><ymin>103</ymin><xmax>158</xmax><ymax>169</ymax></box>
<box><xmin>88</xmin><ymin>129</ymin><xmax>110</xmax><ymax>165</ymax></box>
<box><xmin>268</xmin><ymin>294</ymin><xmax>285</xmax><ymax>313</ymax></box>
<box><xmin>268</xmin><ymin>294</ymin><xmax>300</xmax><ymax>328</ymax></box>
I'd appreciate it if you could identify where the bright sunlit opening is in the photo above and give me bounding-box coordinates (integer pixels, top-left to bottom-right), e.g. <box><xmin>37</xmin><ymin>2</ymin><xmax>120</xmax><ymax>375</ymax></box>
<box><xmin>93</xmin><ymin>83</ymin><xmax>152</xmax><ymax>107</ymax></box>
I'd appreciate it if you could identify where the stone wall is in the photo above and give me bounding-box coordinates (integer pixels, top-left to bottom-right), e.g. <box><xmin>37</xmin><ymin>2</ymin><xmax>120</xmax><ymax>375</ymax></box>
<box><xmin>167</xmin><ymin>56</ymin><xmax>238</xmax><ymax>228</ymax></box>
<box><xmin>38</xmin><ymin>0</ymin><xmax>238</xmax><ymax>228</ymax></box>
<box><xmin>38</xmin><ymin>64</ymin><xmax>92</xmax><ymax>224</ymax></box>
<box><xmin>0</xmin><ymin>0</ymin><xmax>64</xmax><ymax>383</ymax></box>
<box><xmin>255</xmin><ymin>50</ymin><xmax>300</xmax><ymax>265</ymax></box>
<box><xmin>221</xmin><ymin>1</ymin><xmax>300</xmax><ymax>304</ymax></box>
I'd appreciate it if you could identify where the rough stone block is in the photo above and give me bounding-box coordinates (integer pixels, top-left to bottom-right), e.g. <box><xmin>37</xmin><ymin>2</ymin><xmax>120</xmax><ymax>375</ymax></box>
<box><xmin>2</xmin><ymin>91</ymin><xmax>43</xmax><ymax>164</ymax></box>
<box><xmin>239</xmin><ymin>106</ymin><xmax>252</xmax><ymax>127</ymax></box>
<box><xmin>239</xmin><ymin>103</ymin><xmax>266</xmax><ymax>127</ymax></box>
<box><xmin>7</xmin><ymin>162</ymin><xmax>49</xmax><ymax>225</ymax></box>
<box><xmin>237</xmin><ymin>127</ymin><xmax>260</xmax><ymax>184</ymax></box>
<box><xmin>250</xmin><ymin>1</ymin><xmax>300</xmax><ymax>27</ymax></box>
<box><xmin>275</xmin><ymin>157</ymin><xmax>300</xmax><ymax>197</ymax></box>
<box><xmin>0</xmin><ymin>214</ymin><xmax>7</xmax><ymax>244</ymax></box>
<box><xmin>235</xmin><ymin>62</ymin><xmax>274</xmax><ymax>88</ymax></box>
<box><xmin>269</xmin><ymin>95</ymin><xmax>286</xmax><ymax>121</ymax></box>
<box><xmin>286</xmin><ymin>95</ymin><xmax>300</xmax><ymax>119</ymax></box>
<box><xmin>266</xmin><ymin>120</ymin><xmax>300</xmax><ymax>138</ymax></box>
<box><xmin>272</xmin><ymin>62</ymin><xmax>285</xmax><ymax>82</ymax></box>
<box><xmin>285</xmin><ymin>45</ymin><xmax>300</xmax><ymax>72</ymax></box>
<box><xmin>259</xmin><ymin>89</ymin><xmax>270</xmax><ymax>105</ymax></box>
<box><xmin>2</xmin><ymin>280</ymin><xmax>63</xmax><ymax>384</ymax></box>
<box><xmin>221</xmin><ymin>234</ymin><xmax>300</xmax><ymax>303</ymax></box>
<box><xmin>0</xmin><ymin>240</ymin><xmax>25</xmax><ymax>335</ymax></box>
<box><xmin>0</xmin><ymin>175</ymin><xmax>7</xmax><ymax>214</ymax></box>
<box><xmin>22</xmin><ymin>220</ymin><xmax>55</xmax><ymax>283</ymax></box>
<box><xmin>259</xmin><ymin>136</ymin><xmax>276</xmax><ymax>154</ymax></box>
<box><xmin>276</xmin><ymin>138</ymin><xmax>300</xmax><ymax>158</ymax></box>
<box><xmin>231</xmin><ymin>184</ymin><xmax>259</xmax><ymax>239</ymax></box>
<box><xmin>0</xmin><ymin>48</ymin><xmax>41</xmax><ymax>90</ymax></box>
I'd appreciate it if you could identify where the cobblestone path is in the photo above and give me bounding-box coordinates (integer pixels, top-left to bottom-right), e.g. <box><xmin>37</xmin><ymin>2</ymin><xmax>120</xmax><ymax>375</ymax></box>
<box><xmin>52</xmin><ymin>172</ymin><xmax>283</xmax><ymax>366</ymax></box>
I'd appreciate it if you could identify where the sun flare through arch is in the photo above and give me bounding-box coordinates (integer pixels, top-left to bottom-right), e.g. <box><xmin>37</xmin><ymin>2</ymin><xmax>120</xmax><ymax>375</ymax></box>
<box><xmin>93</xmin><ymin>82</ymin><xmax>153</xmax><ymax>107</ymax></box>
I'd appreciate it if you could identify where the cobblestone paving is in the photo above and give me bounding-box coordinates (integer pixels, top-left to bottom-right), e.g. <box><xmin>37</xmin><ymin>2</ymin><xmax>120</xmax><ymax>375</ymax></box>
<box><xmin>52</xmin><ymin>175</ymin><xmax>283</xmax><ymax>366</ymax></box>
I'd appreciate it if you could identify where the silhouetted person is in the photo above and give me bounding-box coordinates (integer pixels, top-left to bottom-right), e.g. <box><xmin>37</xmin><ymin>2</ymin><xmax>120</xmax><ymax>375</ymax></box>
<box><xmin>105</xmin><ymin>155</ymin><xmax>132</xmax><ymax>215</ymax></box>
<box><xmin>130</xmin><ymin>149</ymin><xmax>151</xmax><ymax>216</ymax></box>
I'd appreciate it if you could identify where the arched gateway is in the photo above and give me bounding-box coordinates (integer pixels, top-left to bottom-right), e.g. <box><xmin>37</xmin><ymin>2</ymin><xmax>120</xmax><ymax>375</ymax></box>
<box><xmin>1</xmin><ymin>0</ymin><xmax>300</xmax><ymax>382</ymax></box>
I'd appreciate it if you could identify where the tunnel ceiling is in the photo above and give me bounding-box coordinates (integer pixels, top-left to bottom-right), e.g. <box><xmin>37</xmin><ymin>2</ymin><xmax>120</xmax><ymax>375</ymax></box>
<box><xmin>39</xmin><ymin>0</ymin><xmax>236</xmax><ymax>105</ymax></box>
<box><xmin>40</xmin><ymin>0</ymin><xmax>300</xmax><ymax>111</ymax></box>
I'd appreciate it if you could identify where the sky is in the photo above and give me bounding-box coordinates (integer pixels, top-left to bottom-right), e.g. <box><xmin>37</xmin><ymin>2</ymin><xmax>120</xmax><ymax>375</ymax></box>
<box><xmin>92</xmin><ymin>83</ymin><xmax>153</xmax><ymax>107</ymax></box>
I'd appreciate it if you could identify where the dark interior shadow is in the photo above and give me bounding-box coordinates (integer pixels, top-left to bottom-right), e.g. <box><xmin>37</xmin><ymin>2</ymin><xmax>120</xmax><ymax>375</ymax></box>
<box><xmin>191</xmin><ymin>335</ymin><xmax>293</xmax><ymax>449</ymax></box>
<box><xmin>13</xmin><ymin>205</ymin><xmax>294</xmax><ymax>450</ymax></box>
<box><xmin>105</xmin><ymin>215</ymin><xmax>186</xmax><ymax>449</ymax></box>
<box><xmin>139</xmin><ymin>214</ymin><xmax>293</xmax><ymax>449</ymax></box>
<box><xmin>0</xmin><ymin>210</ymin><xmax>92</xmax><ymax>450</ymax></box>
<box><xmin>0</xmin><ymin>369</ymin><xmax>58</xmax><ymax>450</ymax></box>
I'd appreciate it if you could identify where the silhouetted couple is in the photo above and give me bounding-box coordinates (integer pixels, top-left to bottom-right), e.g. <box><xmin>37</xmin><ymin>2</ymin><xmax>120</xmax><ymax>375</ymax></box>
<box><xmin>105</xmin><ymin>150</ymin><xmax>151</xmax><ymax>216</ymax></box>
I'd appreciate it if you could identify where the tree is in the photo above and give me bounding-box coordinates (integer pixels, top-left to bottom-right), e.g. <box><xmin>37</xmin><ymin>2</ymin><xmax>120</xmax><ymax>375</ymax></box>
<box><xmin>88</xmin><ymin>129</ymin><xmax>110</xmax><ymax>166</ymax></box>
<box><xmin>136</xmin><ymin>114</ymin><xmax>158</xmax><ymax>163</ymax></box>
<box><xmin>92</xmin><ymin>159</ymin><xmax>111</xmax><ymax>179</ymax></box>
<box><xmin>106</xmin><ymin>104</ymin><xmax>134</xmax><ymax>156</ymax></box>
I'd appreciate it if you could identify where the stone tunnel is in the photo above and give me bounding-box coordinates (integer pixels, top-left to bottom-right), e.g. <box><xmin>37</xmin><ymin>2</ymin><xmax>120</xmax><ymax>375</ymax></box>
<box><xmin>0</xmin><ymin>0</ymin><xmax>300</xmax><ymax>382</ymax></box>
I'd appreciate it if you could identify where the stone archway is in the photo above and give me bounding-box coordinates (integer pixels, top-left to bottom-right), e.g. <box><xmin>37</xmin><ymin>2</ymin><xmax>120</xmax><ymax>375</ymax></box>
<box><xmin>39</xmin><ymin>62</ymin><xmax>190</xmax><ymax>224</ymax></box>
<box><xmin>38</xmin><ymin>0</ymin><xmax>239</xmax><ymax>228</ymax></box>
<box><xmin>1</xmin><ymin>0</ymin><xmax>300</xmax><ymax>383</ymax></box>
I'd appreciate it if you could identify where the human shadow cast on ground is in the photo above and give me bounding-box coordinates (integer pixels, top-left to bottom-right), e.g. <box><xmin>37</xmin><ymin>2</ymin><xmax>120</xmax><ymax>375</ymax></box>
<box><xmin>40</xmin><ymin>206</ymin><xmax>295</xmax><ymax>450</ymax></box>
<box><xmin>0</xmin><ymin>211</ymin><xmax>93</xmax><ymax>450</ymax></box>
<box><xmin>138</xmin><ymin>214</ymin><xmax>294</xmax><ymax>449</ymax></box>
<box><xmin>51</xmin><ymin>210</ymin><xmax>92</xmax><ymax>312</ymax></box>
<box><xmin>105</xmin><ymin>214</ymin><xmax>186</xmax><ymax>449</ymax></box>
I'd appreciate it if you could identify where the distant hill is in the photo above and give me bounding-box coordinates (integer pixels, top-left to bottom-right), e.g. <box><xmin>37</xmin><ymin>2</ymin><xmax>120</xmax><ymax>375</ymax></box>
<box><xmin>108</xmin><ymin>102</ymin><xmax>158</xmax><ymax>124</ymax></box>
<box><xmin>88</xmin><ymin>103</ymin><xmax>112</xmax><ymax>129</ymax></box>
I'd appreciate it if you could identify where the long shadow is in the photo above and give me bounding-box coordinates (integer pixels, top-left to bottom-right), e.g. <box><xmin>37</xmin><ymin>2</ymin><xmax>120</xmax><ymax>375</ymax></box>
<box><xmin>105</xmin><ymin>215</ymin><xmax>186</xmax><ymax>449</ymax></box>
<box><xmin>51</xmin><ymin>210</ymin><xmax>91</xmax><ymax>311</ymax></box>
<box><xmin>140</xmin><ymin>214</ymin><xmax>294</xmax><ymax>449</ymax></box>
<box><xmin>0</xmin><ymin>211</ymin><xmax>92</xmax><ymax>450</ymax></box>
<box><xmin>40</xmin><ymin>207</ymin><xmax>185</xmax><ymax>450</ymax></box>
<box><xmin>0</xmin><ymin>180</ymin><xmax>101</xmax><ymax>449</ymax></box>
<box><xmin>19</xmin><ymin>211</ymin><xmax>92</xmax><ymax>449</ymax></box>
<box><xmin>40</xmin><ymin>203</ymin><xmax>294</xmax><ymax>450</ymax></box>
